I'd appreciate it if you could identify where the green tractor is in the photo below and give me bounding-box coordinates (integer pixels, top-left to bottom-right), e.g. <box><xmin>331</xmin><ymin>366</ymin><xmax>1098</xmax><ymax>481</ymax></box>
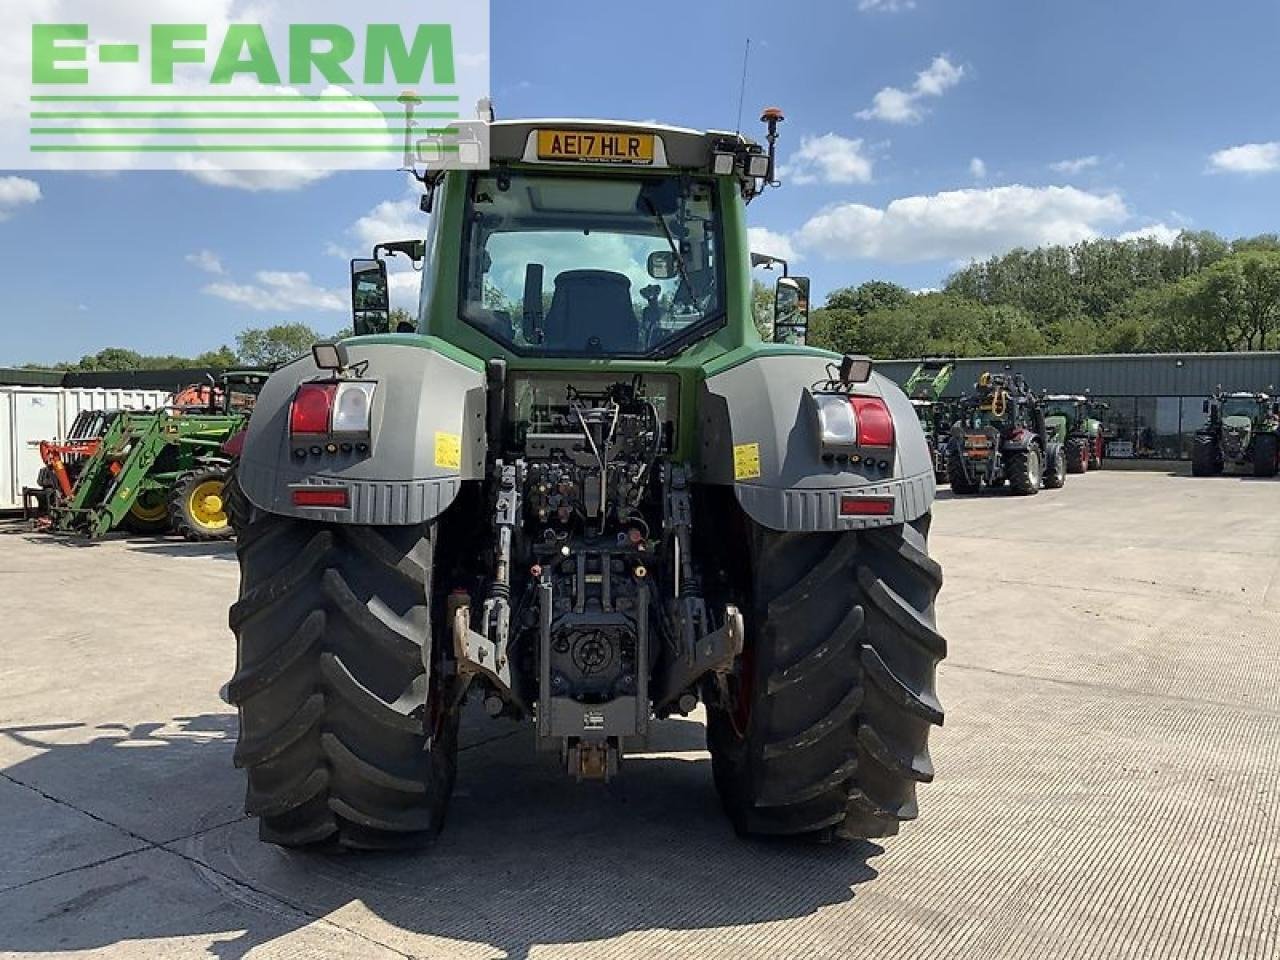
<box><xmin>903</xmin><ymin>358</ymin><xmax>956</xmax><ymax>481</ymax></box>
<box><xmin>945</xmin><ymin>372</ymin><xmax>1067</xmax><ymax>496</ymax></box>
<box><xmin>1040</xmin><ymin>394</ymin><xmax>1108</xmax><ymax>474</ymax></box>
<box><xmin>1192</xmin><ymin>391</ymin><xmax>1280</xmax><ymax>477</ymax></box>
<box><xmin>40</xmin><ymin>372</ymin><xmax>266</xmax><ymax>539</ymax></box>
<box><xmin>227</xmin><ymin>113</ymin><xmax>947</xmax><ymax>852</ymax></box>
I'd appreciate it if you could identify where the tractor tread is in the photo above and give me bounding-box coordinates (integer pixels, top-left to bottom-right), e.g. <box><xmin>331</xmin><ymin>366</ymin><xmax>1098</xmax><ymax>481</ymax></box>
<box><xmin>231</xmin><ymin>515</ymin><xmax>457</xmax><ymax>851</ymax></box>
<box><xmin>755</xmin><ymin>757</ymin><xmax>859</xmax><ymax>809</ymax></box>
<box><xmin>228</xmin><ymin>531</ymin><xmax>334</xmax><ymax>630</ymax></box>
<box><xmin>762</xmin><ymin>684</ymin><xmax>863</xmax><ymax>759</ymax></box>
<box><xmin>226</xmin><ymin>609</ymin><xmax>324</xmax><ymax>704</ymax></box>
<box><xmin>321</xmin><ymin>732</ymin><xmax>427</xmax><ymax>796</ymax></box>
<box><xmin>232</xmin><ymin>692</ymin><xmax>324</xmax><ymax>768</ymax></box>
<box><xmin>708</xmin><ymin>516</ymin><xmax>945</xmax><ymax>842</ymax></box>
<box><xmin>766</xmin><ymin>604</ymin><xmax>863</xmax><ymax>694</ymax></box>
<box><xmin>858</xmin><ymin>568</ymin><xmax>947</xmax><ymax>659</ymax></box>
<box><xmin>245</xmin><ymin>767</ymin><xmax>330</xmax><ymax>818</ymax></box>
<box><xmin>860</xmin><ymin>644</ymin><xmax>945</xmax><ymax>725</ymax></box>
<box><xmin>857</xmin><ymin>723</ymin><xmax>934</xmax><ymax>782</ymax></box>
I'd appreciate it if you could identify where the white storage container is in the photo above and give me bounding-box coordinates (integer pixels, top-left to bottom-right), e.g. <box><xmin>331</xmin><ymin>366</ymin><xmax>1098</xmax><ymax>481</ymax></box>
<box><xmin>0</xmin><ymin>386</ymin><xmax>172</xmax><ymax>511</ymax></box>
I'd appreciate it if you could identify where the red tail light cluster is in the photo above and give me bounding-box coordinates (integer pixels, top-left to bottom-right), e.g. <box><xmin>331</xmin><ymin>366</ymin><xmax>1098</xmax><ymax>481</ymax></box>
<box><xmin>849</xmin><ymin>396</ymin><xmax>895</xmax><ymax>448</ymax></box>
<box><xmin>290</xmin><ymin>383</ymin><xmax>337</xmax><ymax>435</ymax></box>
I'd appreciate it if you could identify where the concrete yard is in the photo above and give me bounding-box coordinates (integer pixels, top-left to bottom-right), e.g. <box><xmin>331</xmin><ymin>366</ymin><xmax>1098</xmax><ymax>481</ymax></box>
<box><xmin>0</xmin><ymin>471</ymin><xmax>1277</xmax><ymax>959</ymax></box>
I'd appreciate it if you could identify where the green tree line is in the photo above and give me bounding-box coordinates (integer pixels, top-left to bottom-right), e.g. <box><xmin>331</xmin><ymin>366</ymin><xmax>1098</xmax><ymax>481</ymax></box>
<box><xmin>22</xmin><ymin>311</ymin><xmax>412</xmax><ymax>372</ymax></box>
<box><xmin>808</xmin><ymin>231</ymin><xmax>1280</xmax><ymax>359</ymax></box>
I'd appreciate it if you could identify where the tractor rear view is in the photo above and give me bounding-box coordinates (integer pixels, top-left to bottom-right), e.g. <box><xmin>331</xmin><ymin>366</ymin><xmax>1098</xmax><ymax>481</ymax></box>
<box><xmin>946</xmin><ymin>372</ymin><xmax>1066</xmax><ymax>495</ymax></box>
<box><xmin>226</xmin><ymin>112</ymin><xmax>948</xmax><ymax>853</ymax></box>
<box><xmin>1041</xmin><ymin>395</ymin><xmax>1107</xmax><ymax>474</ymax></box>
<box><xmin>1192</xmin><ymin>391</ymin><xmax>1280</xmax><ymax>477</ymax></box>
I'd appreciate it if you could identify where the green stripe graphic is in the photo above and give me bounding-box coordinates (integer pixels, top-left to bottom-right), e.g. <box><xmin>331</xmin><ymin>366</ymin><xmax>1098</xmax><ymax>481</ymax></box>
<box><xmin>32</xmin><ymin>112</ymin><xmax>459</xmax><ymax>120</ymax></box>
<box><xmin>29</xmin><ymin>144</ymin><xmax>461</xmax><ymax>153</ymax></box>
<box><xmin>30</xmin><ymin>128</ymin><xmax>457</xmax><ymax>136</ymax></box>
<box><xmin>31</xmin><ymin>95</ymin><xmax>460</xmax><ymax>103</ymax></box>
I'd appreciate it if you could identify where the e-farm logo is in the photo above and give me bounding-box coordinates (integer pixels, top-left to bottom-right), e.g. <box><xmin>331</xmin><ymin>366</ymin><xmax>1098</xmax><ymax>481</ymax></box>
<box><xmin>10</xmin><ymin>3</ymin><xmax>490</xmax><ymax>172</ymax></box>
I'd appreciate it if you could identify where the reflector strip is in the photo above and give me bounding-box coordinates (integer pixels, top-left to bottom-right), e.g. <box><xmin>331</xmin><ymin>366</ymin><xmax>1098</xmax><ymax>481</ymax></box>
<box><xmin>840</xmin><ymin>495</ymin><xmax>895</xmax><ymax>517</ymax></box>
<box><xmin>292</xmin><ymin>488</ymin><xmax>349</xmax><ymax>508</ymax></box>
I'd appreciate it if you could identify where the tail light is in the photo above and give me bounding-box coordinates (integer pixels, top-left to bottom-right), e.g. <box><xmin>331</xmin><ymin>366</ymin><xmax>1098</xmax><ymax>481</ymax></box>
<box><xmin>840</xmin><ymin>495</ymin><xmax>895</xmax><ymax>517</ymax></box>
<box><xmin>331</xmin><ymin>383</ymin><xmax>376</xmax><ymax>434</ymax></box>
<box><xmin>290</xmin><ymin>383</ymin><xmax>337</xmax><ymax>435</ymax></box>
<box><xmin>292</xmin><ymin>488</ymin><xmax>350</xmax><ymax>508</ymax></box>
<box><xmin>290</xmin><ymin>382</ymin><xmax>376</xmax><ymax>436</ymax></box>
<box><xmin>850</xmin><ymin>396</ymin><xmax>895</xmax><ymax>448</ymax></box>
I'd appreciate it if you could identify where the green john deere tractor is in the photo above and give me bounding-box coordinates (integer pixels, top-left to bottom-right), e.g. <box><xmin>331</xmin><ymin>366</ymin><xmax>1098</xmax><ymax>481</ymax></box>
<box><xmin>227</xmin><ymin>113</ymin><xmax>947</xmax><ymax>851</ymax></box>
<box><xmin>40</xmin><ymin>372</ymin><xmax>266</xmax><ymax>539</ymax></box>
<box><xmin>903</xmin><ymin>358</ymin><xmax>956</xmax><ymax>481</ymax></box>
<box><xmin>1041</xmin><ymin>394</ymin><xmax>1108</xmax><ymax>474</ymax></box>
<box><xmin>1192</xmin><ymin>391</ymin><xmax>1280</xmax><ymax>477</ymax></box>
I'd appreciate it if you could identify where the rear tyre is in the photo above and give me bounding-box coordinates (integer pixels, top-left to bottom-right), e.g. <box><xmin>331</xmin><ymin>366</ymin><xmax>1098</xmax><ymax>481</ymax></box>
<box><xmin>1191</xmin><ymin>434</ymin><xmax>1220</xmax><ymax>477</ymax></box>
<box><xmin>1065</xmin><ymin>437</ymin><xmax>1087</xmax><ymax>474</ymax></box>
<box><xmin>121</xmin><ymin>490</ymin><xmax>172</xmax><ymax>535</ymax></box>
<box><xmin>222</xmin><ymin>460</ymin><xmax>252</xmax><ymax>536</ymax></box>
<box><xmin>1043</xmin><ymin>445</ymin><xmax>1066</xmax><ymax>490</ymax></box>
<box><xmin>706</xmin><ymin>515</ymin><xmax>945</xmax><ymax>842</ymax></box>
<box><xmin>947</xmin><ymin>454</ymin><xmax>977</xmax><ymax>494</ymax></box>
<box><xmin>1253</xmin><ymin>434</ymin><xmax>1278</xmax><ymax>478</ymax></box>
<box><xmin>228</xmin><ymin>516</ymin><xmax>458</xmax><ymax>850</ymax></box>
<box><xmin>169</xmin><ymin>468</ymin><xmax>234</xmax><ymax>542</ymax></box>
<box><xmin>1006</xmin><ymin>446</ymin><xmax>1042</xmax><ymax>496</ymax></box>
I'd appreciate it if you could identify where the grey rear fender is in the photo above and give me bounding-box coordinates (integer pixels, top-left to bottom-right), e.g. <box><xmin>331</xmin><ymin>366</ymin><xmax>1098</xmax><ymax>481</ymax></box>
<box><xmin>238</xmin><ymin>340</ymin><xmax>487</xmax><ymax>525</ymax></box>
<box><xmin>700</xmin><ymin>354</ymin><xmax>935</xmax><ymax>531</ymax></box>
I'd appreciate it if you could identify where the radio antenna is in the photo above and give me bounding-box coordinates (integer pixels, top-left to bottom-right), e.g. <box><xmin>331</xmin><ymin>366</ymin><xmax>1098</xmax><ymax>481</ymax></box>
<box><xmin>735</xmin><ymin>38</ymin><xmax>751</xmax><ymax>134</ymax></box>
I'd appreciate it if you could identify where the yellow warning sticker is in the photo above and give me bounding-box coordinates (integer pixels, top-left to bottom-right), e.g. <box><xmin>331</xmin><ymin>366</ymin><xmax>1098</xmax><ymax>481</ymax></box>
<box><xmin>434</xmin><ymin>432</ymin><xmax>462</xmax><ymax>470</ymax></box>
<box><xmin>733</xmin><ymin>442</ymin><xmax>762</xmax><ymax>481</ymax></box>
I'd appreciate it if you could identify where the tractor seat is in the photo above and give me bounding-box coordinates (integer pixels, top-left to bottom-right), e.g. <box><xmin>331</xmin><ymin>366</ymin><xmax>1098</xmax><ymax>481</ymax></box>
<box><xmin>544</xmin><ymin>270</ymin><xmax>638</xmax><ymax>352</ymax></box>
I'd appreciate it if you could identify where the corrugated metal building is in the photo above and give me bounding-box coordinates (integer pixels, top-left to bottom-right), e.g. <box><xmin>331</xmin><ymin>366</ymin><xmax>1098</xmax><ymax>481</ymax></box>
<box><xmin>877</xmin><ymin>352</ymin><xmax>1280</xmax><ymax>461</ymax></box>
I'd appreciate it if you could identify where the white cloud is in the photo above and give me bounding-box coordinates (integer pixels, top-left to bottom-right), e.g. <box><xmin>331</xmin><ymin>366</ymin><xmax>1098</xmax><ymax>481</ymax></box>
<box><xmin>858</xmin><ymin>0</ymin><xmax>916</xmax><ymax>10</ymax></box>
<box><xmin>1050</xmin><ymin>155</ymin><xmax>1101</xmax><ymax>175</ymax></box>
<box><xmin>185</xmin><ymin>168</ymin><xmax>334</xmax><ymax>192</ymax></box>
<box><xmin>1208</xmin><ymin>142</ymin><xmax>1280</xmax><ymax>175</ymax></box>
<box><xmin>857</xmin><ymin>56</ymin><xmax>966</xmax><ymax>125</ymax></box>
<box><xmin>969</xmin><ymin>157</ymin><xmax>987</xmax><ymax>180</ymax></box>
<box><xmin>204</xmin><ymin>271</ymin><xmax>345</xmax><ymax>312</ymax></box>
<box><xmin>185</xmin><ymin>250</ymin><xmax>225</xmax><ymax>275</ymax></box>
<box><xmin>748</xmin><ymin>227</ymin><xmax>798</xmax><ymax>263</ymax></box>
<box><xmin>1116</xmin><ymin>223</ymin><xmax>1182</xmax><ymax>245</ymax></box>
<box><xmin>794</xmin><ymin>184</ymin><xmax>1128</xmax><ymax>263</ymax></box>
<box><xmin>0</xmin><ymin>176</ymin><xmax>41</xmax><ymax>220</ymax></box>
<box><xmin>780</xmin><ymin>134</ymin><xmax>874</xmax><ymax>185</ymax></box>
<box><xmin>351</xmin><ymin>198</ymin><xmax>422</xmax><ymax>253</ymax></box>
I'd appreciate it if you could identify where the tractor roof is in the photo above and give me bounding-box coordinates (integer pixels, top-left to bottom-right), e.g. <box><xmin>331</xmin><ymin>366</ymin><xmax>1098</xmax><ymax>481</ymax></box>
<box><xmin>1224</xmin><ymin>391</ymin><xmax>1268</xmax><ymax>400</ymax></box>
<box><xmin>1044</xmin><ymin>394</ymin><xmax>1088</xmax><ymax>402</ymax></box>
<box><xmin>487</xmin><ymin>118</ymin><xmax>760</xmax><ymax>171</ymax></box>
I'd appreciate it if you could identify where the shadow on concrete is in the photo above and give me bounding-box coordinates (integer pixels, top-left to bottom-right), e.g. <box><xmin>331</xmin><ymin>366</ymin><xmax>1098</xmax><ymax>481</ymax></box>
<box><xmin>0</xmin><ymin>712</ymin><xmax>880</xmax><ymax>960</ymax></box>
<box><xmin>129</xmin><ymin>541</ymin><xmax>237</xmax><ymax>561</ymax></box>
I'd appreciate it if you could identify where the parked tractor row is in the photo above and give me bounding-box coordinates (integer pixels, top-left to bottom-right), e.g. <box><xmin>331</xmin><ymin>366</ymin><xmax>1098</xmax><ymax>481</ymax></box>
<box><xmin>25</xmin><ymin>372</ymin><xmax>266</xmax><ymax>540</ymax></box>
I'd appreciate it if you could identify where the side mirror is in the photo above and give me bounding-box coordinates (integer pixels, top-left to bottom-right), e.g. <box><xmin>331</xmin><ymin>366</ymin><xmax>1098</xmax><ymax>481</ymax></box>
<box><xmin>351</xmin><ymin>258</ymin><xmax>390</xmax><ymax>336</ymax></box>
<box><xmin>1202</xmin><ymin>399</ymin><xmax>1211</xmax><ymax>415</ymax></box>
<box><xmin>773</xmin><ymin>276</ymin><xmax>811</xmax><ymax>344</ymax></box>
<box><xmin>647</xmin><ymin>251</ymin><xmax>677</xmax><ymax>280</ymax></box>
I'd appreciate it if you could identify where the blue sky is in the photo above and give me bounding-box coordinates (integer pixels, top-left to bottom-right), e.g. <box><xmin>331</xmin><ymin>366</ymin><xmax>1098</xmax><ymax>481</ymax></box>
<box><xmin>2</xmin><ymin>0</ymin><xmax>1278</xmax><ymax>365</ymax></box>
